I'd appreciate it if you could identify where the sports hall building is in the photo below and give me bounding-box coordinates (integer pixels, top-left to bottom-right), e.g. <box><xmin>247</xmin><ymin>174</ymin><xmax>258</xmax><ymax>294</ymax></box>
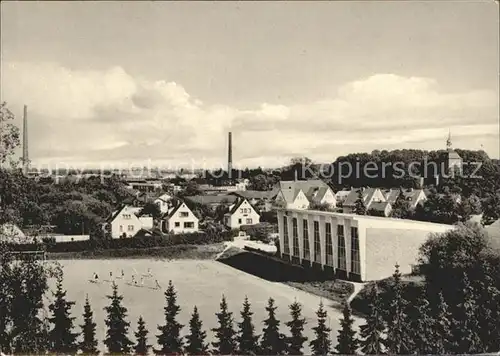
<box><xmin>277</xmin><ymin>208</ymin><xmax>453</xmax><ymax>282</ymax></box>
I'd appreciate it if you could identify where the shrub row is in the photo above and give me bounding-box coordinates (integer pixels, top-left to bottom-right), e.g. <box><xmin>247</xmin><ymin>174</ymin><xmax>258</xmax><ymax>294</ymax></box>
<box><xmin>10</xmin><ymin>230</ymin><xmax>233</xmax><ymax>253</ymax></box>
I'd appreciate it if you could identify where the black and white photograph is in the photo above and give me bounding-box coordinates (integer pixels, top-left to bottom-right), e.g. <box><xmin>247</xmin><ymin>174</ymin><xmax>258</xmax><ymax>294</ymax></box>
<box><xmin>0</xmin><ymin>1</ymin><xmax>499</xmax><ymax>355</ymax></box>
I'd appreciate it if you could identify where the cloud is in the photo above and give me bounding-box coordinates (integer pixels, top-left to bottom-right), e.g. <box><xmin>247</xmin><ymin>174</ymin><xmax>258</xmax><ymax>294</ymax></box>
<box><xmin>1</xmin><ymin>61</ymin><xmax>498</xmax><ymax>169</ymax></box>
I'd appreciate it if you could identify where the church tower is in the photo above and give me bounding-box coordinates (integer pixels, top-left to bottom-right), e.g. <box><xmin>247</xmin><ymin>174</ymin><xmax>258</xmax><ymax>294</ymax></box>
<box><xmin>444</xmin><ymin>130</ymin><xmax>462</xmax><ymax>175</ymax></box>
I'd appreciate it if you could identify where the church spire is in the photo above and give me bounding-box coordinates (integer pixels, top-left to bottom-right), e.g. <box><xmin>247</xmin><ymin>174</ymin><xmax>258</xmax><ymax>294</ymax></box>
<box><xmin>446</xmin><ymin>129</ymin><xmax>452</xmax><ymax>150</ymax></box>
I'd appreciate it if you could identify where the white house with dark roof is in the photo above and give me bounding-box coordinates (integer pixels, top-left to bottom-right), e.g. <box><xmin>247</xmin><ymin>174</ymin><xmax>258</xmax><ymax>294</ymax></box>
<box><xmin>161</xmin><ymin>201</ymin><xmax>199</xmax><ymax>234</ymax></box>
<box><xmin>109</xmin><ymin>205</ymin><xmax>154</xmax><ymax>239</ymax></box>
<box><xmin>224</xmin><ymin>198</ymin><xmax>260</xmax><ymax>229</ymax></box>
<box><xmin>154</xmin><ymin>193</ymin><xmax>173</xmax><ymax>214</ymax></box>
<box><xmin>342</xmin><ymin>187</ymin><xmax>386</xmax><ymax>214</ymax></box>
<box><xmin>384</xmin><ymin>188</ymin><xmax>427</xmax><ymax>209</ymax></box>
<box><xmin>274</xmin><ymin>180</ymin><xmax>336</xmax><ymax>210</ymax></box>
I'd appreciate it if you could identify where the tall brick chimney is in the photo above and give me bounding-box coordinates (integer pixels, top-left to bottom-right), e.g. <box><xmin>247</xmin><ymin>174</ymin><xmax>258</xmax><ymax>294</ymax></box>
<box><xmin>22</xmin><ymin>105</ymin><xmax>29</xmax><ymax>175</ymax></box>
<box><xmin>228</xmin><ymin>132</ymin><xmax>232</xmax><ymax>180</ymax></box>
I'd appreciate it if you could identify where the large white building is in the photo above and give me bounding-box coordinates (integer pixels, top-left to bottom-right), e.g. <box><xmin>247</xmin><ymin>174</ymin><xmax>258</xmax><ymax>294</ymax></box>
<box><xmin>277</xmin><ymin>208</ymin><xmax>453</xmax><ymax>282</ymax></box>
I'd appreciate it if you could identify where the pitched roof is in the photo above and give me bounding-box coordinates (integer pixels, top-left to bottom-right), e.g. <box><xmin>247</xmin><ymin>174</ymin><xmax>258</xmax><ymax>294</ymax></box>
<box><xmin>385</xmin><ymin>188</ymin><xmax>401</xmax><ymax>204</ymax></box>
<box><xmin>278</xmin><ymin>180</ymin><xmax>330</xmax><ymax>204</ymax></box>
<box><xmin>185</xmin><ymin>195</ymin><xmax>237</xmax><ymax>205</ymax></box>
<box><xmin>108</xmin><ymin>205</ymin><xmax>141</xmax><ymax>222</ymax></box>
<box><xmin>369</xmin><ymin>201</ymin><xmax>391</xmax><ymax>212</ymax></box>
<box><xmin>225</xmin><ymin>197</ymin><xmax>260</xmax><ymax>216</ymax></box>
<box><xmin>344</xmin><ymin>187</ymin><xmax>379</xmax><ymax>207</ymax></box>
<box><xmin>230</xmin><ymin>190</ymin><xmax>277</xmax><ymax>200</ymax></box>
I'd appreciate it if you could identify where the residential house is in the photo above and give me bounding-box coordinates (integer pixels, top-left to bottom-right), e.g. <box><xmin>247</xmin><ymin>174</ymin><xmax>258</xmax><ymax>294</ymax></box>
<box><xmin>161</xmin><ymin>201</ymin><xmax>199</xmax><ymax>234</ymax></box>
<box><xmin>229</xmin><ymin>190</ymin><xmax>278</xmax><ymax>212</ymax></box>
<box><xmin>154</xmin><ymin>193</ymin><xmax>173</xmax><ymax>214</ymax></box>
<box><xmin>335</xmin><ymin>189</ymin><xmax>351</xmax><ymax>205</ymax></box>
<box><xmin>224</xmin><ymin>198</ymin><xmax>261</xmax><ymax>229</ymax></box>
<box><xmin>108</xmin><ymin>205</ymin><xmax>154</xmax><ymax>239</ymax></box>
<box><xmin>342</xmin><ymin>187</ymin><xmax>386</xmax><ymax>214</ymax></box>
<box><xmin>368</xmin><ymin>201</ymin><xmax>392</xmax><ymax>217</ymax></box>
<box><xmin>184</xmin><ymin>195</ymin><xmax>238</xmax><ymax>211</ymax></box>
<box><xmin>274</xmin><ymin>180</ymin><xmax>336</xmax><ymax>210</ymax></box>
<box><xmin>384</xmin><ymin>188</ymin><xmax>427</xmax><ymax>209</ymax></box>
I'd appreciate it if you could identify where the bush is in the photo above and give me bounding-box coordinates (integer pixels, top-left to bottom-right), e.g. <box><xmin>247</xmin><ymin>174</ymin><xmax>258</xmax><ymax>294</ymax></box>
<box><xmin>9</xmin><ymin>231</ymin><xmax>233</xmax><ymax>254</ymax></box>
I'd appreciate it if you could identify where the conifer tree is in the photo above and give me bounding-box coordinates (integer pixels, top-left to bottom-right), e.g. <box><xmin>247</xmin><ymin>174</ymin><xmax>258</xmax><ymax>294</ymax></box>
<box><xmin>237</xmin><ymin>296</ymin><xmax>259</xmax><ymax>355</ymax></box>
<box><xmin>134</xmin><ymin>316</ymin><xmax>150</xmax><ymax>355</ymax></box>
<box><xmin>359</xmin><ymin>285</ymin><xmax>386</xmax><ymax>355</ymax></box>
<box><xmin>284</xmin><ymin>300</ymin><xmax>308</xmax><ymax>355</ymax></box>
<box><xmin>156</xmin><ymin>280</ymin><xmax>184</xmax><ymax>355</ymax></box>
<box><xmin>386</xmin><ymin>264</ymin><xmax>413</xmax><ymax>354</ymax></box>
<box><xmin>354</xmin><ymin>190</ymin><xmax>366</xmax><ymax>215</ymax></box>
<box><xmin>48</xmin><ymin>269</ymin><xmax>78</xmax><ymax>354</ymax></box>
<box><xmin>309</xmin><ymin>301</ymin><xmax>331</xmax><ymax>356</ymax></box>
<box><xmin>103</xmin><ymin>282</ymin><xmax>133</xmax><ymax>354</ymax></box>
<box><xmin>475</xmin><ymin>265</ymin><xmax>500</xmax><ymax>352</ymax></box>
<box><xmin>212</xmin><ymin>295</ymin><xmax>237</xmax><ymax>355</ymax></box>
<box><xmin>410</xmin><ymin>288</ymin><xmax>436</xmax><ymax>354</ymax></box>
<box><xmin>452</xmin><ymin>273</ymin><xmax>483</xmax><ymax>354</ymax></box>
<box><xmin>335</xmin><ymin>300</ymin><xmax>359</xmax><ymax>354</ymax></box>
<box><xmin>79</xmin><ymin>295</ymin><xmax>98</xmax><ymax>354</ymax></box>
<box><xmin>185</xmin><ymin>306</ymin><xmax>208</xmax><ymax>355</ymax></box>
<box><xmin>260</xmin><ymin>297</ymin><xmax>286</xmax><ymax>355</ymax></box>
<box><xmin>431</xmin><ymin>291</ymin><xmax>452</xmax><ymax>354</ymax></box>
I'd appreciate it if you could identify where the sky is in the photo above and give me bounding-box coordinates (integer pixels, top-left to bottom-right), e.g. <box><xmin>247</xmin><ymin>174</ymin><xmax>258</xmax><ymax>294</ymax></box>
<box><xmin>1</xmin><ymin>1</ymin><xmax>499</xmax><ymax>170</ymax></box>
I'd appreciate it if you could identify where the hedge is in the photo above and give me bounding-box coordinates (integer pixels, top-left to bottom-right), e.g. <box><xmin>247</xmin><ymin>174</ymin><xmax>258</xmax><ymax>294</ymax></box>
<box><xmin>9</xmin><ymin>231</ymin><xmax>233</xmax><ymax>253</ymax></box>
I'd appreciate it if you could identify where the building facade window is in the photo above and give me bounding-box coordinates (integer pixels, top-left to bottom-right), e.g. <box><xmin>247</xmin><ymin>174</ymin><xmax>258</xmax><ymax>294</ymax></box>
<box><xmin>303</xmin><ymin>219</ymin><xmax>310</xmax><ymax>260</ymax></box>
<box><xmin>180</xmin><ymin>212</ymin><xmax>189</xmax><ymax>217</ymax></box>
<box><xmin>127</xmin><ymin>225</ymin><xmax>134</xmax><ymax>231</ymax></box>
<box><xmin>246</xmin><ymin>218</ymin><xmax>253</xmax><ymax>224</ymax></box>
<box><xmin>351</xmin><ymin>227</ymin><xmax>361</xmax><ymax>274</ymax></box>
<box><xmin>313</xmin><ymin>221</ymin><xmax>321</xmax><ymax>263</ymax></box>
<box><xmin>337</xmin><ymin>225</ymin><xmax>346</xmax><ymax>270</ymax></box>
<box><xmin>292</xmin><ymin>218</ymin><xmax>299</xmax><ymax>257</ymax></box>
<box><xmin>283</xmin><ymin>216</ymin><xmax>290</xmax><ymax>254</ymax></box>
<box><xmin>184</xmin><ymin>221</ymin><xmax>195</xmax><ymax>228</ymax></box>
<box><xmin>119</xmin><ymin>225</ymin><xmax>123</xmax><ymax>232</ymax></box>
<box><xmin>325</xmin><ymin>223</ymin><xmax>333</xmax><ymax>266</ymax></box>
<box><xmin>175</xmin><ymin>222</ymin><xmax>180</xmax><ymax>227</ymax></box>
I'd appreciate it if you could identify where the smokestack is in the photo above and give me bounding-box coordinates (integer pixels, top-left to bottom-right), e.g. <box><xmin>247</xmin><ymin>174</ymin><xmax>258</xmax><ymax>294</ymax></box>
<box><xmin>22</xmin><ymin>105</ymin><xmax>29</xmax><ymax>175</ymax></box>
<box><xmin>228</xmin><ymin>132</ymin><xmax>232</xmax><ymax>180</ymax></box>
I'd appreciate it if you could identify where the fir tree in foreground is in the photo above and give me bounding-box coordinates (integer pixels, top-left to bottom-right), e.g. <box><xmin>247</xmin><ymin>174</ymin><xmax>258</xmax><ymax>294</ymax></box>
<box><xmin>211</xmin><ymin>295</ymin><xmax>237</xmax><ymax>355</ymax></box>
<box><xmin>475</xmin><ymin>265</ymin><xmax>500</xmax><ymax>352</ymax></box>
<box><xmin>284</xmin><ymin>300</ymin><xmax>308</xmax><ymax>355</ymax></box>
<box><xmin>79</xmin><ymin>295</ymin><xmax>98</xmax><ymax>355</ymax></box>
<box><xmin>411</xmin><ymin>288</ymin><xmax>438</xmax><ymax>354</ymax></box>
<box><xmin>260</xmin><ymin>297</ymin><xmax>286</xmax><ymax>355</ymax></box>
<box><xmin>309</xmin><ymin>301</ymin><xmax>331</xmax><ymax>356</ymax></box>
<box><xmin>237</xmin><ymin>296</ymin><xmax>259</xmax><ymax>355</ymax></box>
<box><xmin>386</xmin><ymin>264</ymin><xmax>413</xmax><ymax>354</ymax></box>
<box><xmin>359</xmin><ymin>285</ymin><xmax>386</xmax><ymax>355</ymax></box>
<box><xmin>431</xmin><ymin>291</ymin><xmax>452</xmax><ymax>354</ymax></box>
<box><xmin>185</xmin><ymin>306</ymin><xmax>208</xmax><ymax>355</ymax></box>
<box><xmin>48</xmin><ymin>269</ymin><xmax>78</xmax><ymax>354</ymax></box>
<box><xmin>103</xmin><ymin>282</ymin><xmax>133</xmax><ymax>354</ymax></box>
<box><xmin>452</xmin><ymin>273</ymin><xmax>483</xmax><ymax>354</ymax></box>
<box><xmin>335</xmin><ymin>300</ymin><xmax>359</xmax><ymax>355</ymax></box>
<box><xmin>156</xmin><ymin>280</ymin><xmax>184</xmax><ymax>355</ymax></box>
<box><xmin>134</xmin><ymin>316</ymin><xmax>150</xmax><ymax>355</ymax></box>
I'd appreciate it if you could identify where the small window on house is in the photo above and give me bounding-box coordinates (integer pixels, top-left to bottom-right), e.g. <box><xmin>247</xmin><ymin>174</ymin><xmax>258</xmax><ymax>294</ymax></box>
<box><xmin>184</xmin><ymin>222</ymin><xmax>195</xmax><ymax>228</ymax></box>
<box><xmin>120</xmin><ymin>225</ymin><xmax>123</xmax><ymax>232</ymax></box>
<box><xmin>128</xmin><ymin>225</ymin><xmax>134</xmax><ymax>231</ymax></box>
<box><xmin>246</xmin><ymin>218</ymin><xmax>252</xmax><ymax>224</ymax></box>
<box><xmin>180</xmin><ymin>212</ymin><xmax>189</xmax><ymax>217</ymax></box>
<box><xmin>238</xmin><ymin>218</ymin><xmax>242</xmax><ymax>224</ymax></box>
<box><xmin>175</xmin><ymin>222</ymin><xmax>180</xmax><ymax>227</ymax></box>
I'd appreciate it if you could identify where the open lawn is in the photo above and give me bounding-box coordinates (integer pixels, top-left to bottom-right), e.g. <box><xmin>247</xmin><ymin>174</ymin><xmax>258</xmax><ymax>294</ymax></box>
<box><xmin>48</xmin><ymin>259</ymin><xmax>363</xmax><ymax>353</ymax></box>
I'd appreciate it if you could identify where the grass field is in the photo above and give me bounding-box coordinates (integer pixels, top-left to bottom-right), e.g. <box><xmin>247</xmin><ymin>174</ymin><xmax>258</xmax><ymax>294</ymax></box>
<box><xmin>47</xmin><ymin>259</ymin><xmax>363</xmax><ymax>353</ymax></box>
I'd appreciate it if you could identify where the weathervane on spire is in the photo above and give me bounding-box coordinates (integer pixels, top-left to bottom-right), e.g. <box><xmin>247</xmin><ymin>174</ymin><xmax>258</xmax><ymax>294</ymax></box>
<box><xmin>446</xmin><ymin>129</ymin><xmax>452</xmax><ymax>150</ymax></box>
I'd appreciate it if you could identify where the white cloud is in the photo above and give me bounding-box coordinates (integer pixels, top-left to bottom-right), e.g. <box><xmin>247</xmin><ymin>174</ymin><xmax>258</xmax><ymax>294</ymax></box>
<box><xmin>1</xmin><ymin>62</ymin><xmax>498</xmax><ymax>168</ymax></box>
